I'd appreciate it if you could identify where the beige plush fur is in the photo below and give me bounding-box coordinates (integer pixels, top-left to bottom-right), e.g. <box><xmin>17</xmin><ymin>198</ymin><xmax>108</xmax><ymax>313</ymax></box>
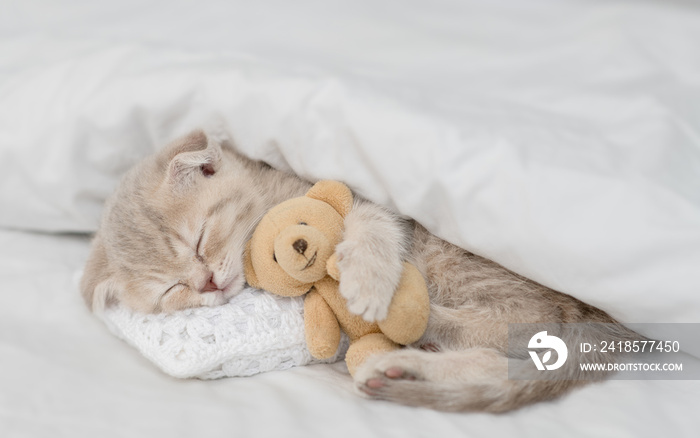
<box><xmin>82</xmin><ymin>130</ymin><xmax>639</xmax><ymax>413</ymax></box>
<box><xmin>243</xmin><ymin>180</ymin><xmax>430</xmax><ymax>376</ymax></box>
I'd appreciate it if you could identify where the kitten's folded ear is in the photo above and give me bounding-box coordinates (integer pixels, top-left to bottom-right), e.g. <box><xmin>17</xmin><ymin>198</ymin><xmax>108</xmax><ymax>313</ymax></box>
<box><xmin>162</xmin><ymin>129</ymin><xmax>222</xmax><ymax>190</ymax></box>
<box><xmin>81</xmin><ymin>236</ymin><xmax>121</xmax><ymax>314</ymax></box>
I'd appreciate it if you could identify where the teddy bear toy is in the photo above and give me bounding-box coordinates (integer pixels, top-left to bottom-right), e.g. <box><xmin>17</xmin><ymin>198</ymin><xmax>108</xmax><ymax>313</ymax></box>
<box><xmin>243</xmin><ymin>180</ymin><xmax>430</xmax><ymax>376</ymax></box>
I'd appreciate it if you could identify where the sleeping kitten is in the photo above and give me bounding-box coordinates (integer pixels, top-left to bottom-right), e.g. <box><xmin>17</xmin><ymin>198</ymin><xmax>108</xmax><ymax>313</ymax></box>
<box><xmin>81</xmin><ymin>130</ymin><xmax>403</xmax><ymax>318</ymax></box>
<box><xmin>82</xmin><ymin>130</ymin><xmax>637</xmax><ymax>413</ymax></box>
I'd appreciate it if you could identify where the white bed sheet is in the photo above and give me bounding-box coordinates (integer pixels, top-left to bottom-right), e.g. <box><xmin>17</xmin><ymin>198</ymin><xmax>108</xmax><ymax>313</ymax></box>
<box><xmin>1</xmin><ymin>0</ymin><xmax>699</xmax><ymax>436</ymax></box>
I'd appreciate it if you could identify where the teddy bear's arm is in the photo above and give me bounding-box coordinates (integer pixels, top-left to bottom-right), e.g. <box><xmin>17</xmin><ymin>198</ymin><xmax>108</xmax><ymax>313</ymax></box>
<box><xmin>303</xmin><ymin>288</ymin><xmax>342</xmax><ymax>359</ymax></box>
<box><xmin>326</xmin><ymin>253</ymin><xmax>340</xmax><ymax>281</ymax></box>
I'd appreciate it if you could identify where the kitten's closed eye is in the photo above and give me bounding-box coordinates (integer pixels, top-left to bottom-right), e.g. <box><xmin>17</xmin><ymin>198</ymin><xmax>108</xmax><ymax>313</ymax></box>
<box><xmin>162</xmin><ymin>283</ymin><xmax>185</xmax><ymax>299</ymax></box>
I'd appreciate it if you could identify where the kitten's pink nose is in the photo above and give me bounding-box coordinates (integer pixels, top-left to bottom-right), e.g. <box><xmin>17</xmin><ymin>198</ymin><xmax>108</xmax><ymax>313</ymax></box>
<box><xmin>200</xmin><ymin>273</ymin><xmax>220</xmax><ymax>293</ymax></box>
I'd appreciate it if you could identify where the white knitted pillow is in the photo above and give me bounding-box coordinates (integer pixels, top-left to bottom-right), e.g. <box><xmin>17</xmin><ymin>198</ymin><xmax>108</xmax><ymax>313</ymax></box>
<box><xmin>100</xmin><ymin>287</ymin><xmax>346</xmax><ymax>379</ymax></box>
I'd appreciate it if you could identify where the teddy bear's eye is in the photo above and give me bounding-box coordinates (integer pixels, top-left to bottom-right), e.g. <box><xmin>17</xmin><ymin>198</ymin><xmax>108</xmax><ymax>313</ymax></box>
<box><xmin>299</xmin><ymin>222</ymin><xmax>307</xmax><ymax>226</ymax></box>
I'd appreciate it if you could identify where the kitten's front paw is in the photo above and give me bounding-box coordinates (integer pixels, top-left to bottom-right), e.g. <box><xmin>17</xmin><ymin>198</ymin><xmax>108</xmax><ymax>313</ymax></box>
<box><xmin>334</xmin><ymin>240</ymin><xmax>400</xmax><ymax>322</ymax></box>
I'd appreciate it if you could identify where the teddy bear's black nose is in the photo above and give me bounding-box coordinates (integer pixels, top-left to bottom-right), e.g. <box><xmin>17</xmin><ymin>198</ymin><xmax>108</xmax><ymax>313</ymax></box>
<box><xmin>293</xmin><ymin>239</ymin><xmax>308</xmax><ymax>255</ymax></box>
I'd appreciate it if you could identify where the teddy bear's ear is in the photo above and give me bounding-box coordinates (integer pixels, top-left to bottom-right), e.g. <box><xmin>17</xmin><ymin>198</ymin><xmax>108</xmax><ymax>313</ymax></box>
<box><xmin>243</xmin><ymin>240</ymin><xmax>262</xmax><ymax>289</ymax></box>
<box><xmin>306</xmin><ymin>180</ymin><xmax>354</xmax><ymax>218</ymax></box>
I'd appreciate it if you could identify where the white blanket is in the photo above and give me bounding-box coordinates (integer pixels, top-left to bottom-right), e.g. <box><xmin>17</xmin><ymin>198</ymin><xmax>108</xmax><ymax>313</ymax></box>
<box><xmin>1</xmin><ymin>2</ymin><xmax>699</xmax><ymax>338</ymax></box>
<box><xmin>1</xmin><ymin>0</ymin><xmax>699</xmax><ymax>436</ymax></box>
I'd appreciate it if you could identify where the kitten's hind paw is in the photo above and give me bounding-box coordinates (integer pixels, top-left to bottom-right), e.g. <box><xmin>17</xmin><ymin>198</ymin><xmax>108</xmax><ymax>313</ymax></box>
<box><xmin>354</xmin><ymin>349</ymin><xmax>427</xmax><ymax>398</ymax></box>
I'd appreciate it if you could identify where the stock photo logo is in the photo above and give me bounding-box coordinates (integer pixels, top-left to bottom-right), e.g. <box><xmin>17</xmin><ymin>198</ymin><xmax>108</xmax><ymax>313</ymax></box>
<box><xmin>528</xmin><ymin>331</ymin><xmax>569</xmax><ymax>371</ymax></box>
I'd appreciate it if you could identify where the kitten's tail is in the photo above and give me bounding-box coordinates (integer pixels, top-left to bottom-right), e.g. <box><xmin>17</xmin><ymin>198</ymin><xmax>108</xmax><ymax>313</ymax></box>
<box><xmin>360</xmin><ymin>373</ymin><xmax>588</xmax><ymax>413</ymax></box>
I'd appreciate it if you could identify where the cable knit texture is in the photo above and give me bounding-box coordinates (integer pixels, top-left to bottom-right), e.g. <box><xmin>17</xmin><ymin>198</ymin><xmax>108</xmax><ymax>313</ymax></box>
<box><xmin>100</xmin><ymin>288</ymin><xmax>346</xmax><ymax>379</ymax></box>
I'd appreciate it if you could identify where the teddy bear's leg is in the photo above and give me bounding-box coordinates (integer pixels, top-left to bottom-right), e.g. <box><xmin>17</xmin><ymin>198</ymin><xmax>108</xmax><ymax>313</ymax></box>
<box><xmin>377</xmin><ymin>262</ymin><xmax>430</xmax><ymax>345</ymax></box>
<box><xmin>304</xmin><ymin>289</ymin><xmax>342</xmax><ymax>359</ymax></box>
<box><xmin>345</xmin><ymin>333</ymin><xmax>399</xmax><ymax>377</ymax></box>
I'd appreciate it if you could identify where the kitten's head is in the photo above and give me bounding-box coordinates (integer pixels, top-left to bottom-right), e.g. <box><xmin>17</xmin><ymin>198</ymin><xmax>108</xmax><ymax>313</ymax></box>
<box><xmin>81</xmin><ymin>130</ymin><xmax>265</xmax><ymax>314</ymax></box>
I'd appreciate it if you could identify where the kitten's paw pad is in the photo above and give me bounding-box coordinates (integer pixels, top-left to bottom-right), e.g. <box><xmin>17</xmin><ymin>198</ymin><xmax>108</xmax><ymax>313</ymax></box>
<box><xmin>384</xmin><ymin>366</ymin><xmax>417</xmax><ymax>380</ymax></box>
<box><xmin>358</xmin><ymin>377</ymin><xmax>387</xmax><ymax>397</ymax></box>
<box><xmin>357</xmin><ymin>370</ymin><xmax>419</xmax><ymax>398</ymax></box>
<box><xmin>365</xmin><ymin>377</ymin><xmax>386</xmax><ymax>390</ymax></box>
<box><xmin>354</xmin><ymin>349</ymin><xmax>428</xmax><ymax>398</ymax></box>
<box><xmin>334</xmin><ymin>241</ymin><xmax>398</xmax><ymax>322</ymax></box>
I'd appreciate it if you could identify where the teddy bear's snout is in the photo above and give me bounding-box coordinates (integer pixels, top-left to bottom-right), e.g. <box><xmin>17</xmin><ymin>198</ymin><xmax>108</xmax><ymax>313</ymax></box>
<box><xmin>273</xmin><ymin>224</ymin><xmax>333</xmax><ymax>283</ymax></box>
<box><xmin>292</xmin><ymin>239</ymin><xmax>308</xmax><ymax>255</ymax></box>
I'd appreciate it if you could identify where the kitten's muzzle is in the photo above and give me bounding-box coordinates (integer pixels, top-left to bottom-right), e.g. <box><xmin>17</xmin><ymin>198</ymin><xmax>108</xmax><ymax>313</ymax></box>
<box><xmin>197</xmin><ymin>271</ymin><xmax>225</xmax><ymax>293</ymax></box>
<box><xmin>199</xmin><ymin>272</ymin><xmax>220</xmax><ymax>293</ymax></box>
